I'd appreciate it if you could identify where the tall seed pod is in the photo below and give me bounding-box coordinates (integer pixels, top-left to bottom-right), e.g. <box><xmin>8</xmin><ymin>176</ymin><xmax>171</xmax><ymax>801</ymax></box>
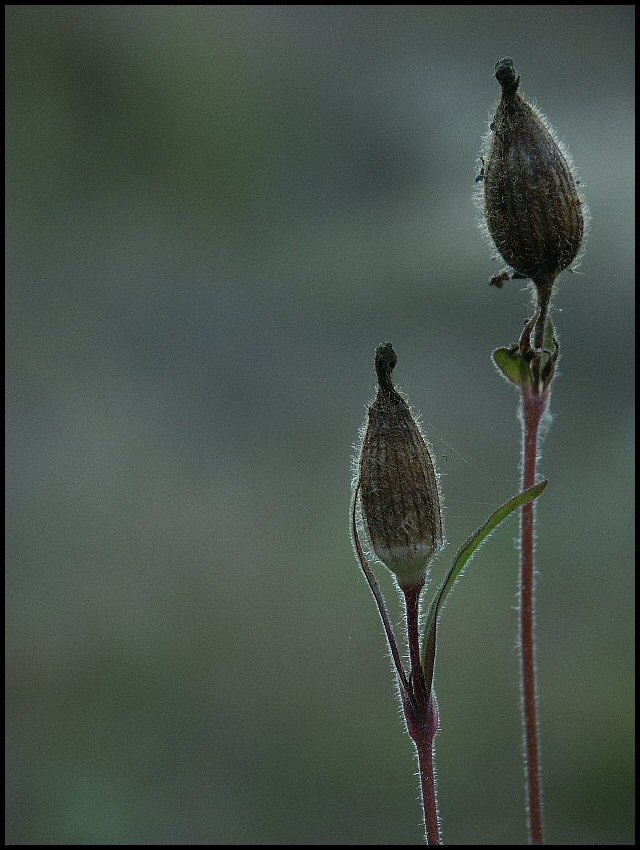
<box><xmin>483</xmin><ymin>57</ymin><xmax>585</xmax><ymax>347</ymax></box>
<box><xmin>357</xmin><ymin>343</ymin><xmax>443</xmax><ymax>591</ymax></box>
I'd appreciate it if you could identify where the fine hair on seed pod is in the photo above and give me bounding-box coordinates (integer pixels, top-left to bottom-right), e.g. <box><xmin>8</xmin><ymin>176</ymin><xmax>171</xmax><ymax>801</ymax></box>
<box><xmin>474</xmin><ymin>62</ymin><xmax>590</xmax><ymax>289</ymax></box>
<box><xmin>350</xmin><ymin>343</ymin><xmax>446</xmax><ymax>591</ymax></box>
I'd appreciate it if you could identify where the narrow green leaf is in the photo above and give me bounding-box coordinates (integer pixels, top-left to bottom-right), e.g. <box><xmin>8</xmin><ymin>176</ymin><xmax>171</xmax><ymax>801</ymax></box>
<box><xmin>493</xmin><ymin>347</ymin><xmax>531</xmax><ymax>387</ymax></box>
<box><xmin>542</xmin><ymin>317</ymin><xmax>558</xmax><ymax>355</ymax></box>
<box><xmin>421</xmin><ymin>480</ymin><xmax>548</xmax><ymax>692</ymax></box>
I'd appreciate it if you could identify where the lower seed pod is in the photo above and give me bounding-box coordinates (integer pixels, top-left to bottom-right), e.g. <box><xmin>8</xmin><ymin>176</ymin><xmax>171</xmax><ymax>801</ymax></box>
<box><xmin>357</xmin><ymin>343</ymin><xmax>443</xmax><ymax>590</ymax></box>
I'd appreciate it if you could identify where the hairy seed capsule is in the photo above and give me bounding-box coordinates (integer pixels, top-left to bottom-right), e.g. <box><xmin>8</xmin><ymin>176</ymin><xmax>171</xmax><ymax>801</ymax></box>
<box><xmin>484</xmin><ymin>57</ymin><xmax>584</xmax><ymax>288</ymax></box>
<box><xmin>358</xmin><ymin>343</ymin><xmax>443</xmax><ymax>590</ymax></box>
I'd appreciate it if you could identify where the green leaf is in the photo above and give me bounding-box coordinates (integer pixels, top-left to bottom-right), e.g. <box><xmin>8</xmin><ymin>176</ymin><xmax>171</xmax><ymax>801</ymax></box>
<box><xmin>493</xmin><ymin>347</ymin><xmax>531</xmax><ymax>387</ymax></box>
<box><xmin>421</xmin><ymin>479</ymin><xmax>548</xmax><ymax>695</ymax></box>
<box><xmin>542</xmin><ymin>317</ymin><xmax>558</xmax><ymax>355</ymax></box>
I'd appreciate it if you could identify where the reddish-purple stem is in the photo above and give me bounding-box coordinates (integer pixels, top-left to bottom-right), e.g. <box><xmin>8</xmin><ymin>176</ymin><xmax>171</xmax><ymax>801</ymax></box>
<box><xmin>404</xmin><ymin>584</ymin><xmax>427</xmax><ymax>715</ymax></box>
<box><xmin>404</xmin><ymin>584</ymin><xmax>441</xmax><ymax>845</ymax></box>
<box><xmin>520</xmin><ymin>386</ymin><xmax>549</xmax><ymax>845</ymax></box>
<box><xmin>415</xmin><ymin>727</ymin><xmax>441</xmax><ymax>845</ymax></box>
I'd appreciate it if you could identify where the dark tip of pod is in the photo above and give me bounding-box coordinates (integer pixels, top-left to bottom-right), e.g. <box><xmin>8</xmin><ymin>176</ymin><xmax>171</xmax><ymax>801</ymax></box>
<box><xmin>495</xmin><ymin>57</ymin><xmax>519</xmax><ymax>96</ymax></box>
<box><xmin>374</xmin><ymin>342</ymin><xmax>397</xmax><ymax>392</ymax></box>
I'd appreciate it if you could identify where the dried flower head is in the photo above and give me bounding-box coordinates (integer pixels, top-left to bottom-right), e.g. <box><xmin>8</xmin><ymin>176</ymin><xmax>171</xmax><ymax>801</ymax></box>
<box><xmin>482</xmin><ymin>57</ymin><xmax>585</xmax><ymax>292</ymax></box>
<box><xmin>357</xmin><ymin>343</ymin><xmax>443</xmax><ymax>590</ymax></box>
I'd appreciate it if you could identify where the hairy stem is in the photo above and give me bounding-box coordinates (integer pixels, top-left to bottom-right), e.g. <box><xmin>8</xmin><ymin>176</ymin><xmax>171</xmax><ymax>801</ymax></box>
<box><xmin>404</xmin><ymin>584</ymin><xmax>427</xmax><ymax>715</ymax></box>
<box><xmin>532</xmin><ymin>282</ymin><xmax>553</xmax><ymax>351</ymax></box>
<box><xmin>415</xmin><ymin>727</ymin><xmax>441</xmax><ymax>845</ymax></box>
<box><xmin>403</xmin><ymin>584</ymin><xmax>441</xmax><ymax>844</ymax></box>
<box><xmin>520</xmin><ymin>386</ymin><xmax>549</xmax><ymax>844</ymax></box>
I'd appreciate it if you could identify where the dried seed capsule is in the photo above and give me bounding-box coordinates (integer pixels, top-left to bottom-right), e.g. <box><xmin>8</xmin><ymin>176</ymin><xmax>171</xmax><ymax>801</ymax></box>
<box><xmin>484</xmin><ymin>57</ymin><xmax>585</xmax><ymax>289</ymax></box>
<box><xmin>357</xmin><ymin>343</ymin><xmax>443</xmax><ymax>590</ymax></box>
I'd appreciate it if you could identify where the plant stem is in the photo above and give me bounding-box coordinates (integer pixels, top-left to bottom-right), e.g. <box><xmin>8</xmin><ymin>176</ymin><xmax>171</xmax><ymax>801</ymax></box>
<box><xmin>415</xmin><ymin>727</ymin><xmax>441</xmax><ymax>845</ymax></box>
<box><xmin>519</xmin><ymin>385</ymin><xmax>549</xmax><ymax>845</ymax></box>
<box><xmin>532</xmin><ymin>281</ymin><xmax>553</xmax><ymax>351</ymax></box>
<box><xmin>351</xmin><ymin>487</ymin><xmax>411</xmax><ymax>698</ymax></box>
<box><xmin>403</xmin><ymin>584</ymin><xmax>441</xmax><ymax>845</ymax></box>
<box><xmin>404</xmin><ymin>584</ymin><xmax>427</xmax><ymax>715</ymax></box>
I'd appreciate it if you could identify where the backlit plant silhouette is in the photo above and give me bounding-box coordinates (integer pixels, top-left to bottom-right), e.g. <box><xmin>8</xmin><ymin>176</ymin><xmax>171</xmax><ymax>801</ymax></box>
<box><xmin>348</xmin><ymin>56</ymin><xmax>585</xmax><ymax>846</ymax></box>
<box><xmin>351</xmin><ymin>342</ymin><xmax>545</xmax><ymax>845</ymax></box>
<box><xmin>478</xmin><ymin>57</ymin><xmax>586</xmax><ymax>845</ymax></box>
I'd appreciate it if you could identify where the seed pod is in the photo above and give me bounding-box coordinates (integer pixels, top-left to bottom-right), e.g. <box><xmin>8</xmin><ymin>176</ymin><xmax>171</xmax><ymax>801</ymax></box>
<box><xmin>358</xmin><ymin>343</ymin><xmax>443</xmax><ymax>590</ymax></box>
<box><xmin>484</xmin><ymin>57</ymin><xmax>584</xmax><ymax>288</ymax></box>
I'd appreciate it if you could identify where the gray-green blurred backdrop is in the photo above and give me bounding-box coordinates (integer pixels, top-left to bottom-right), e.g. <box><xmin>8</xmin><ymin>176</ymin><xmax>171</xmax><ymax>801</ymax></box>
<box><xmin>6</xmin><ymin>5</ymin><xmax>635</xmax><ymax>845</ymax></box>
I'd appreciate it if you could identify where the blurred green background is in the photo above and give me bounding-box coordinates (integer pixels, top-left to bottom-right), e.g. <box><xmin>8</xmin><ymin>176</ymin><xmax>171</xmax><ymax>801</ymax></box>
<box><xmin>6</xmin><ymin>5</ymin><xmax>635</xmax><ymax>845</ymax></box>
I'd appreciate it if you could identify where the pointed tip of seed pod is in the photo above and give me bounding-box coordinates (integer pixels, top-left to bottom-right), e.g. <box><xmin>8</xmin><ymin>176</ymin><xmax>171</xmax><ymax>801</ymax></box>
<box><xmin>374</xmin><ymin>342</ymin><xmax>397</xmax><ymax>391</ymax></box>
<box><xmin>495</xmin><ymin>57</ymin><xmax>519</xmax><ymax>95</ymax></box>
